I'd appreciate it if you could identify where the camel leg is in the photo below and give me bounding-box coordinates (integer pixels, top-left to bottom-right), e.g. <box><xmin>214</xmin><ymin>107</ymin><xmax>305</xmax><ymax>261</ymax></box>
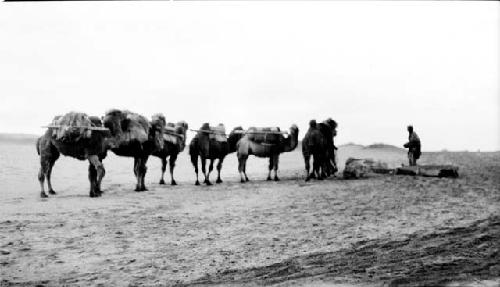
<box><xmin>98</xmin><ymin>154</ymin><xmax>106</xmax><ymax>191</ymax></box>
<box><xmin>201</xmin><ymin>157</ymin><xmax>212</xmax><ymax>185</ymax></box>
<box><xmin>37</xmin><ymin>138</ymin><xmax>59</xmax><ymax>198</ymax></box>
<box><xmin>311</xmin><ymin>153</ymin><xmax>318</xmax><ymax>179</ymax></box>
<box><xmin>238</xmin><ymin>156</ymin><xmax>248</xmax><ymax>183</ymax></box>
<box><xmin>204</xmin><ymin>159</ymin><xmax>213</xmax><ymax>185</ymax></box>
<box><xmin>46</xmin><ymin>159</ymin><xmax>57</xmax><ymax>194</ymax></box>
<box><xmin>267</xmin><ymin>157</ymin><xmax>273</xmax><ymax>181</ymax></box>
<box><xmin>216</xmin><ymin>158</ymin><xmax>223</xmax><ymax>184</ymax></box>
<box><xmin>38</xmin><ymin>160</ymin><xmax>49</xmax><ymax>198</ymax></box>
<box><xmin>273</xmin><ymin>155</ymin><xmax>280</xmax><ymax>181</ymax></box>
<box><xmin>134</xmin><ymin>157</ymin><xmax>140</xmax><ymax>191</ymax></box>
<box><xmin>319</xmin><ymin>153</ymin><xmax>326</xmax><ymax>179</ymax></box>
<box><xmin>169</xmin><ymin>154</ymin><xmax>178</xmax><ymax>185</ymax></box>
<box><xmin>332</xmin><ymin>149</ymin><xmax>338</xmax><ymax>174</ymax></box>
<box><xmin>139</xmin><ymin>156</ymin><xmax>149</xmax><ymax>191</ymax></box>
<box><xmin>304</xmin><ymin>153</ymin><xmax>311</xmax><ymax>181</ymax></box>
<box><xmin>313</xmin><ymin>153</ymin><xmax>324</xmax><ymax>180</ymax></box>
<box><xmin>88</xmin><ymin>155</ymin><xmax>105</xmax><ymax>197</ymax></box>
<box><xmin>134</xmin><ymin>157</ymin><xmax>147</xmax><ymax>191</ymax></box>
<box><xmin>243</xmin><ymin>163</ymin><xmax>249</xmax><ymax>182</ymax></box>
<box><xmin>191</xmin><ymin>153</ymin><xmax>200</xmax><ymax>185</ymax></box>
<box><xmin>159</xmin><ymin>157</ymin><xmax>167</xmax><ymax>185</ymax></box>
<box><xmin>88</xmin><ymin>162</ymin><xmax>98</xmax><ymax>197</ymax></box>
<box><xmin>323</xmin><ymin>151</ymin><xmax>331</xmax><ymax>177</ymax></box>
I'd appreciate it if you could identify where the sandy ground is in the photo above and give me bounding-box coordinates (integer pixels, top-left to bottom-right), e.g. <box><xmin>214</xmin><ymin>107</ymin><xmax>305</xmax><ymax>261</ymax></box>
<box><xmin>1</xmin><ymin>147</ymin><xmax>499</xmax><ymax>286</ymax></box>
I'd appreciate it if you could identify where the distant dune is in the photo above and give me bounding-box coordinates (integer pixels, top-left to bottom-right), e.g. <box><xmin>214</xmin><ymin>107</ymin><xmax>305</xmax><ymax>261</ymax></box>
<box><xmin>0</xmin><ymin>133</ymin><xmax>39</xmax><ymax>145</ymax></box>
<box><xmin>365</xmin><ymin>143</ymin><xmax>405</xmax><ymax>151</ymax></box>
<box><xmin>339</xmin><ymin>142</ymin><xmax>404</xmax><ymax>150</ymax></box>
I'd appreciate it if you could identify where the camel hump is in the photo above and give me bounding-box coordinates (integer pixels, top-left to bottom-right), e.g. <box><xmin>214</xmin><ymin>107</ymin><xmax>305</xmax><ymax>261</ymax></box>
<box><xmin>115</xmin><ymin>112</ymin><xmax>150</xmax><ymax>142</ymax></box>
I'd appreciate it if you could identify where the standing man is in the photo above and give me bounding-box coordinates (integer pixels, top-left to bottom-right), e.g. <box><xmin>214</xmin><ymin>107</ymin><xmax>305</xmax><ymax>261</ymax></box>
<box><xmin>403</xmin><ymin>125</ymin><xmax>421</xmax><ymax>166</ymax></box>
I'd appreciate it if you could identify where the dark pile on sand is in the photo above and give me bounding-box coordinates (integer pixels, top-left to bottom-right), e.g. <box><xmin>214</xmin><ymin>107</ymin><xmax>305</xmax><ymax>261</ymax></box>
<box><xmin>191</xmin><ymin>215</ymin><xmax>500</xmax><ymax>286</ymax></box>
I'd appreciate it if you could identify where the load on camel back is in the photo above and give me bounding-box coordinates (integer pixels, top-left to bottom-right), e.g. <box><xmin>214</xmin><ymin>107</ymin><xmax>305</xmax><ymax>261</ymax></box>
<box><xmin>163</xmin><ymin>123</ymin><xmax>187</xmax><ymax>145</ymax></box>
<box><xmin>47</xmin><ymin>112</ymin><xmax>108</xmax><ymax>143</ymax></box>
<box><xmin>195</xmin><ymin>123</ymin><xmax>227</xmax><ymax>142</ymax></box>
<box><xmin>234</xmin><ymin>127</ymin><xmax>286</xmax><ymax>145</ymax></box>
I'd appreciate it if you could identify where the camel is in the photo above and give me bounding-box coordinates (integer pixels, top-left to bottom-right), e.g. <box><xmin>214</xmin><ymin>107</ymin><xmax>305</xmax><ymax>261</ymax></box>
<box><xmin>318</xmin><ymin>118</ymin><xmax>338</xmax><ymax>177</ymax></box>
<box><xmin>151</xmin><ymin>114</ymin><xmax>188</xmax><ymax>186</ymax></box>
<box><xmin>189</xmin><ymin>124</ymin><xmax>244</xmax><ymax>185</ymax></box>
<box><xmin>36</xmin><ymin>112</ymin><xmax>109</xmax><ymax>198</ymax></box>
<box><xmin>237</xmin><ymin>124</ymin><xmax>299</xmax><ymax>182</ymax></box>
<box><xmin>103</xmin><ymin>109</ymin><xmax>165</xmax><ymax>191</ymax></box>
<box><xmin>302</xmin><ymin>120</ymin><xmax>328</xmax><ymax>181</ymax></box>
<box><xmin>302</xmin><ymin>118</ymin><xmax>338</xmax><ymax>181</ymax></box>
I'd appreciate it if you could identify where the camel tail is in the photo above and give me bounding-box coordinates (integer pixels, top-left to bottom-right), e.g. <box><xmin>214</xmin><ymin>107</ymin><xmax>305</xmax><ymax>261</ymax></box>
<box><xmin>36</xmin><ymin>137</ymin><xmax>41</xmax><ymax>155</ymax></box>
<box><xmin>189</xmin><ymin>138</ymin><xmax>199</xmax><ymax>167</ymax></box>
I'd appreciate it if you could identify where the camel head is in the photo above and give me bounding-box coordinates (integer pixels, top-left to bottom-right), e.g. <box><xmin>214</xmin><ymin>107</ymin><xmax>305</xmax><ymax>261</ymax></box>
<box><xmin>175</xmin><ymin>121</ymin><xmax>189</xmax><ymax>151</ymax></box>
<box><xmin>150</xmin><ymin>114</ymin><xmax>166</xmax><ymax>151</ymax></box>
<box><xmin>282</xmin><ymin>124</ymin><xmax>299</xmax><ymax>153</ymax></box>
<box><xmin>289</xmin><ymin>124</ymin><xmax>299</xmax><ymax>136</ymax></box>
<box><xmin>325</xmin><ymin>118</ymin><xmax>338</xmax><ymax>136</ymax></box>
<box><xmin>151</xmin><ymin>113</ymin><xmax>167</xmax><ymax>128</ymax></box>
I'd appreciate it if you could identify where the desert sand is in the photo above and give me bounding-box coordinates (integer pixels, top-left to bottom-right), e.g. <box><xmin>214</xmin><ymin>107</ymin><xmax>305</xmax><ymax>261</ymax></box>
<box><xmin>1</xmin><ymin>145</ymin><xmax>499</xmax><ymax>286</ymax></box>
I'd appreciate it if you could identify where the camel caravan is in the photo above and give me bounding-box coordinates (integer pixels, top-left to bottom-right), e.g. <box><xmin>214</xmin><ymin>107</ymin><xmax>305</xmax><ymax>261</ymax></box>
<box><xmin>37</xmin><ymin>110</ymin><xmax>458</xmax><ymax>198</ymax></box>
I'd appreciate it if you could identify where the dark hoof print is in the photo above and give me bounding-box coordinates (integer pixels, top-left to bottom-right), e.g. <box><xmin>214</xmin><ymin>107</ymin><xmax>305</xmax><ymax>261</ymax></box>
<box><xmin>240</xmin><ymin>179</ymin><xmax>246</xmax><ymax>183</ymax></box>
<box><xmin>48</xmin><ymin>190</ymin><xmax>57</xmax><ymax>195</ymax></box>
<box><xmin>266</xmin><ymin>177</ymin><xmax>272</xmax><ymax>181</ymax></box>
<box><xmin>159</xmin><ymin>180</ymin><xmax>166</xmax><ymax>185</ymax></box>
<box><xmin>216</xmin><ymin>180</ymin><xmax>222</xmax><ymax>184</ymax></box>
<box><xmin>274</xmin><ymin>177</ymin><xmax>280</xmax><ymax>181</ymax></box>
<box><xmin>205</xmin><ymin>182</ymin><xmax>212</xmax><ymax>186</ymax></box>
<box><xmin>171</xmin><ymin>181</ymin><xmax>177</xmax><ymax>186</ymax></box>
<box><xmin>195</xmin><ymin>181</ymin><xmax>200</xmax><ymax>186</ymax></box>
<box><xmin>245</xmin><ymin>178</ymin><xmax>249</xmax><ymax>182</ymax></box>
<box><xmin>40</xmin><ymin>192</ymin><xmax>48</xmax><ymax>198</ymax></box>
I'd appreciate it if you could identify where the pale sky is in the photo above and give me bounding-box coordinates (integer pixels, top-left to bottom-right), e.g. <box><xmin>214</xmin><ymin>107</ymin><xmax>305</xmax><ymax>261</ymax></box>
<box><xmin>0</xmin><ymin>2</ymin><xmax>498</xmax><ymax>151</ymax></box>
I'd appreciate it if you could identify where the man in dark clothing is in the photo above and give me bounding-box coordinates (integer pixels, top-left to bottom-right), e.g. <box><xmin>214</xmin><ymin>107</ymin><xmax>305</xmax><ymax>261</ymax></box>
<box><xmin>403</xmin><ymin>125</ymin><xmax>421</xmax><ymax>166</ymax></box>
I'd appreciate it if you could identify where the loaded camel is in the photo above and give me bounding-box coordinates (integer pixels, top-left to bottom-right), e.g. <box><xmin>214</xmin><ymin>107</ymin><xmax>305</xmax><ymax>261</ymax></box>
<box><xmin>189</xmin><ymin>124</ymin><xmax>244</xmax><ymax>185</ymax></box>
<box><xmin>103</xmin><ymin>109</ymin><xmax>165</xmax><ymax>191</ymax></box>
<box><xmin>236</xmin><ymin>124</ymin><xmax>299</xmax><ymax>182</ymax></box>
<box><xmin>36</xmin><ymin>112</ymin><xmax>109</xmax><ymax>198</ymax></box>
<box><xmin>151</xmin><ymin>114</ymin><xmax>188</xmax><ymax>185</ymax></box>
